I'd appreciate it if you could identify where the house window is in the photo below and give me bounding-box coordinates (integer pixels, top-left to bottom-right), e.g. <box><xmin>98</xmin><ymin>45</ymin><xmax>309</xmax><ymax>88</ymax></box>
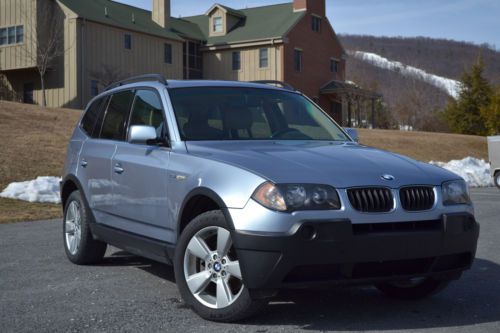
<box><xmin>124</xmin><ymin>34</ymin><xmax>132</xmax><ymax>49</ymax></box>
<box><xmin>183</xmin><ymin>41</ymin><xmax>203</xmax><ymax>79</ymax></box>
<box><xmin>232</xmin><ymin>51</ymin><xmax>241</xmax><ymax>71</ymax></box>
<box><xmin>7</xmin><ymin>27</ymin><xmax>16</xmax><ymax>44</ymax></box>
<box><xmin>0</xmin><ymin>28</ymin><xmax>6</xmax><ymax>45</ymax></box>
<box><xmin>330</xmin><ymin>59</ymin><xmax>339</xmax><ymax>73</ymax></box>
<box><xmin>259</xmin><ymin>48</ymin><xmax>268</xmax><ymax>68</ymax></box>
<box><xmin>312</xmin><ymin>16</ymin><xmax>321</xmax><ymax>32</ymax></box>
<box><xmin>16</xmin><ymin>25</ymin><xmax>24</xmax><ymax>43</ymax></box>
<box><xmin>213</xmin><ymin>17</ymin><xmax>223</xmax><ymax>33</ymax></box>
<box><xmin>164</xmin><ymin>43</ymin><xmax>172</xmax><ymax>64</ymax></box>
<box><xmin>294</xmin><ymin>49</ymin><xmax>302</xmax><ymax>72</ymax></box>
<box><xmin>91</xmin><ymin>80</ymin><xmax>99</xmax><ymax>97</ymax></box>
<box><xmin>0</xmin><ymin>25</ymin><xmax>24</xmax><ymax>45</ymax></box>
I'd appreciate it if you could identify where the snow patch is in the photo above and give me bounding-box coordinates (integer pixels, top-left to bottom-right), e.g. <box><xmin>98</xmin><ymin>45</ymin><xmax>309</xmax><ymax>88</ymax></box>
<box><xmin>350</xmin><ymin>51</ymin><xmax>461</xmax><ymax>99</ymax></box>
<box><xmin>0</xmin><ymin>176</ymin><xmax>61</xmax><ymax>204</ymax></box>
<box><xmin>430</xmin><ymin>157</ymin><xmax>493</xmax><ymax>188</ymax></box>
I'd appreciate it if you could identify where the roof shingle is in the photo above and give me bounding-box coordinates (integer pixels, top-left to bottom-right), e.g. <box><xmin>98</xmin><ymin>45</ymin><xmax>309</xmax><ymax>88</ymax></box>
<box><xmin>58</xmin><ymin>0</ymin><xmax>304</xmax><ymax>45</ymax></box>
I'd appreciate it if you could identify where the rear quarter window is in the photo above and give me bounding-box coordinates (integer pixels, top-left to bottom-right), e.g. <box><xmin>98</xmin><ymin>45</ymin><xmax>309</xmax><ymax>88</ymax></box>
<box><xmin>100</xmin><ymin>90</ymin><xmax>135</xmax><ymax>141</ymax></box>
<box><xmin>81</xmin><ymin>98</ymin><xmax>104</xmax><ymax>136</ymax></box>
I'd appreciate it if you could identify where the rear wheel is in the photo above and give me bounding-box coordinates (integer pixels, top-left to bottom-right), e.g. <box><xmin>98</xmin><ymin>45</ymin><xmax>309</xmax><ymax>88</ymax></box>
<box><xmin>375</xmin><ymin>277</ymin><xmax>450</xmax><ymax>300</ymax></box>
<box><xmin>495</xmin><ymin>171</ymin><xmax>500</xmax><ymax>189</ymax></box>
<box><xmin>174</xmin><ymin>210</ymin><xmax>267</xmax><ymax>322</ymax></box>
<box><xmin>63</xmin><ymin>191</ymin><xmax>107</xmax><ymax>265</ymax></box>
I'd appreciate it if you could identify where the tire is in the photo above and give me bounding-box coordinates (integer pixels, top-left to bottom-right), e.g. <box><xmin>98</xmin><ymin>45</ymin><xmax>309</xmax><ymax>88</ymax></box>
<box><xmin>63</xmin><ymin>191</ymin><xmax>107</xmax><ymax>265</ymax></box>
<box><xmin>495</xmin><ymin>172</ymin><xmax>500</xmax><ymax>189</ymax></box>
<box><xmin>375</xmin><ymin>277</ymin><xmax>450</xmax><ymax>300</ymax></box>
<box><xmin>174</xmin><ymin>210</ymin><xmax>267</xmax><ymax>322</ymax></box>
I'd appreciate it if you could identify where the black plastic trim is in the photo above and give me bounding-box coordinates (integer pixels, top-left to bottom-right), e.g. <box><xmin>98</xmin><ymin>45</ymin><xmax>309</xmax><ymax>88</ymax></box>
<box><xmin>91</xmin><ymin>223</ymin><xmax>174</xmax><ymax>265</ymax></box>
<box><xmin>176</xmin><ymin>187</ymin><xmax>235</xmax><ymax>233</ymax></box>
<box><xmin>233</xmin><ymin>213</ymin><xmax>479</xmax><ymax>290</ymax></box>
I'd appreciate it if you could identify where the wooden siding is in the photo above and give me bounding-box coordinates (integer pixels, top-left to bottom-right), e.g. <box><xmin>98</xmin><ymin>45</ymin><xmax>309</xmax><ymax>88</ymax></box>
<box><xmin>1</xmin><ymin>0</ymin><xmax>80</xmax><ymax>108</ymax></box>
<box><xmin>203</xmin><ymin>45</ymin><xmax>283</xmax><ymax>82</ymax></box>
<box><xmin>208</xmin><ymin>7</ymin><xmax>225</xmax><ymax>37</ymax></box>
<box><xmin>80</xmin><ymin>20</ymin><xmax>183</xmax><ymax>106</ymax></box>
<box><xmin>0</xmin><ymin>0</ymin><xmax>37</xmax><ymax>70</ymax></box>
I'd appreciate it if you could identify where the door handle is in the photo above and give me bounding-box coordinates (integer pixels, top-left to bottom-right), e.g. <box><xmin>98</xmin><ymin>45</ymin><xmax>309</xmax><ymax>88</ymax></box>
<box><xmin>114</xmin><ymin>164</ymin><xmax>124</xmax><ymax>174</ymax></box>
<box><xmin>81</xmin><ymin>159</ymin><xmax>88</xmax><ymax>168</ymax></box>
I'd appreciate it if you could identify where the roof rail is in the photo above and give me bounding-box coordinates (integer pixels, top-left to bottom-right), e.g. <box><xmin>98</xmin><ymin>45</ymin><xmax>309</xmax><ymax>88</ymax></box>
<box><xmin>251</xmin><ymin>80</ymin><xmax>295</xmax><ymax>91</ymax></box>
<box><xmin>105</xmin><ymin>74</ymin><xmax>168</xmax><ymax>91</ymax></box>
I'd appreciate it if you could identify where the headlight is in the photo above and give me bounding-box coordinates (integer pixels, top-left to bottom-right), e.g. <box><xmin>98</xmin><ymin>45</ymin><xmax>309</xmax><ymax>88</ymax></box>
<box><xmin>442</xmin><ymin>180</ymin><xmax>471</xmax><ymax>205</ymax></box>
<box><xmin>252</xmin><ymin>182</ymin><xmax>341</xmax><ymax>212</ymax></box>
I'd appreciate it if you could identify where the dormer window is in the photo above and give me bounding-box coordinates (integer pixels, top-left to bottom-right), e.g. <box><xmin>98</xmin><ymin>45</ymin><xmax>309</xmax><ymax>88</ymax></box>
<box><xmin>206</xmin><ymin>4</ymin><xmax>246</xmax><ymax>37</ymax></box>
<box><xmin>213</xmin><ymin>17</ymin><xmax>223</xmax><ymax>33</ymax></box>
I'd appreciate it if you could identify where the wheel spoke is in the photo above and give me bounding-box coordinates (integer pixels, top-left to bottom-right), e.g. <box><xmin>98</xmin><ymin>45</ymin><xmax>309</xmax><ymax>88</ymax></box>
<box><xmin>74</xmin><ymin>207</ymin><xmax>81</xmax><ymax>225</ymax></box>
<box><xmin>225</xmin><ymin>260</ymin><xmax>242</xmax><ymax>280</ymax></box>
<box><xmin>216</xmin><ymin>227</ymin><xmax>232</xmax><ymax>257</ymax></box>
<box><xmin>216</xmin><ymin>278</ymin><xmax>233</xmax><ymax>308</ymax></box>
<box><xmin>70</xmin><ymin>202</ymin><xmax>77</xmax><ymax>220</ymax></box>
<box><xmin>186</xmin><ymin>271</ymin><xmax>212</xmax><ymax>295</ymax></box>
<box><xmin>187</xmin><ymin>236</ymin><xmax>211</xmax><ymax>260</ymax></box>
<box><xmin>65</xmin><ymin>220</ymin><xmax>75</xmax><ymax>234</ymax></box>
<box><xmin>69</xmin><ymin>235</ymin><xmax>76</xmax><ymax>253</ymax></box>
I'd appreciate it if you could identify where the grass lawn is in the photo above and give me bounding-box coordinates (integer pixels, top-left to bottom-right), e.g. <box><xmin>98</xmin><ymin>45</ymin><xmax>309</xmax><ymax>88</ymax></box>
<box><xmin>0</xmin><ymin>101</ymin><xmax>81</xmax><ymax>223</ymax></box>
<box><xmin>0</xmin><ymin>101</ymin><xmax>488</xmax><ymax>223</ymax></box>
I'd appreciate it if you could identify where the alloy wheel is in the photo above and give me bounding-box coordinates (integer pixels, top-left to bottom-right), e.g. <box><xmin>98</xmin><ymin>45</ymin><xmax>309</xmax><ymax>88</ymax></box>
<box><xmin>65</xmin><ymin>201</ymin><xmax>82</xmax><ymax>255</ymax></box>
<box><xmin>183</xmin><ymin>226</ymin><xmax>244</xmax><ymax>309</ymax></box>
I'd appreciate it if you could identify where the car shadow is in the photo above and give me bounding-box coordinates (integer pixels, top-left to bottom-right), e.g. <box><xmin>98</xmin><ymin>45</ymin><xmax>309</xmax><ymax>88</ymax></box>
<box><xmin>97</xmin><ymin>252</ymin><xmax>500</xmax><ymax>331</ymax></box>
<box><xmin>243</xmin><ymin>257</ymin><xmax>500</xmax><ymax>331</ymax></box>
<box><xmin>99</xmin><ymin>250</ymin><xmax>176</xmax><ymax>283</ymax></box>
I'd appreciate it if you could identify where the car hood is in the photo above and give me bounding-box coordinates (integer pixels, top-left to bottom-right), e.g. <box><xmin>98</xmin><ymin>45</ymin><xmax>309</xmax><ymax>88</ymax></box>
<box><xmin>185</xmin><ymin>141</ymin><xmax>461</xmax><ymax>188</ymax></box>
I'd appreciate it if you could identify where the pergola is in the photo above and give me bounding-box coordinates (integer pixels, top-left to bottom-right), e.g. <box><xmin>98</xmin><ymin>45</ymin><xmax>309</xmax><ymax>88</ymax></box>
<box><xmin>320</xmin><ymin>80</ymin><xmax>382</xmax><ymax>128</ymax></box>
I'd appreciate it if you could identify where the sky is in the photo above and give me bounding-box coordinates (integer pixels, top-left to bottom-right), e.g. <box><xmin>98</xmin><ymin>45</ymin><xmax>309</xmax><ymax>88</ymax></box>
<box><xmin>114</xmin><ymin>0</ymin><xmax>500</xmax><ymax>49</ymax></box>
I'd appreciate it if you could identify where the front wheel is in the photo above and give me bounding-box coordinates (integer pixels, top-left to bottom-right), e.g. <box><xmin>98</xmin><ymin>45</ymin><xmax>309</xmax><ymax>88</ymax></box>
<box><xmin>375</xmin><ymin>277</ymin><xmax>450</xmax><ymax>300</ymax></box>
<box><xmin>174</xmin><ymin>210</ymin><xmax>267</xmax><ymax>322</ymax></box>
<box><xmin>495</xmin><ymin>172</ymin><xmax>500</xmax><ymax>189</ymax></box>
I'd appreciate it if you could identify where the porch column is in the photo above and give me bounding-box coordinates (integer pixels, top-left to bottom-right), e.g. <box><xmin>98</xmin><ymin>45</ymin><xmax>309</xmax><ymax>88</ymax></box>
<box><xmin>371</xmin><ymin>98</ymin><xmax>376</xmax><ymax>129</ymax></box>
<box><xmin>347</xmin><ymin>99</ymin><xmax>352</xmax><ymax>127</ymax></box>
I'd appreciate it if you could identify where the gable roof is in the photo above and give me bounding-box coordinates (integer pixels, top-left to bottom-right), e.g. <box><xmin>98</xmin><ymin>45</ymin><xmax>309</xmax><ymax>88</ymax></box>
<box><xmin>58</xmin><ymin>0</ymin><xmax>304</xmax><ymax>45</ymax></box>
<box><xmin>185</xmin><ymin>3</ymin><xmax>304</xmax><ymax>46</ymax></box>
<box><xmin>205</xmin><ymin>3</ymin><xmax>246</xmax><ymax>18</ymax></box>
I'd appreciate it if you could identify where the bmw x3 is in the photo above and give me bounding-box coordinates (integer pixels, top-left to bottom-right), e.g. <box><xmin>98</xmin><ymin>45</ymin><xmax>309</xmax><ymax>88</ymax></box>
<box><xmin>61</xmin><ymin>75</ymin><xmax>479</xmax><ymax>322</ymax></box>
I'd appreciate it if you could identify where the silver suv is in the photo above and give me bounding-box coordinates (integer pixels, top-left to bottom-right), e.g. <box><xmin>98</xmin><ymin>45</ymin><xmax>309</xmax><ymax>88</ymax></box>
<box><xmin>61</xmin><ymin>75</ymin><xmax>479</xmax><ymax>322</ymax></box>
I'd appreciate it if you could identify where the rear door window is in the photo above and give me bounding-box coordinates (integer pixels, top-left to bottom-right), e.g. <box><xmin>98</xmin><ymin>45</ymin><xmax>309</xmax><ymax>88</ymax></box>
<box><xmin>100</xmin><ymin>90</ymin><xmax>135</xmax><ymax>141</ymax></box>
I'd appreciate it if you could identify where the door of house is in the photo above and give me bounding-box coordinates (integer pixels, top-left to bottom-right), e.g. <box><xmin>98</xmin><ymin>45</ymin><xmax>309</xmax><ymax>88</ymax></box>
<box><xmin>331</xmin><ymin>101</ymin><xmax>342</xmax><ymax>124</ymax></box>
<box><xmin>23</xmin><ymin>83</ymin><xmax>34</xmax><ymax>104</ymax></box>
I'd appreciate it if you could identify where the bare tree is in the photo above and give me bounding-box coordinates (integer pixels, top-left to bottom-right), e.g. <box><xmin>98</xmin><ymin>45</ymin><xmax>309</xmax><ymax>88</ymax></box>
<box><xmin>21</xmin><ymin>1</ymin><xmax>67</xmax><ymax>107</ymax></box>
<box><xmin>90</xmin><ymin>64</ymin><xmax>129</xmax><ymax>90</ymax></box>
<box><xmin>0</xmin><ymin>49</ymin><xmax>16</xmax><ymax>101</ymax></box>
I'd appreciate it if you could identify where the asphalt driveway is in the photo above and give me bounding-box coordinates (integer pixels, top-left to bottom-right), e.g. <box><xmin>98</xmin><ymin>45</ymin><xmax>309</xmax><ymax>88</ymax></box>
<box><xmin>1</xmin><ymin>188</ymin><xmax>499</xmax><ymax>332</ymax></box>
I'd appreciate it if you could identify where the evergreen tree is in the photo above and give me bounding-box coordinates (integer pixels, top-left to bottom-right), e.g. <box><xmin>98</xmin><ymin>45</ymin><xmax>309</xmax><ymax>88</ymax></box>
<box><xmin>480</xmin><ymin>87</ymin><xmax>500</xmax><ymax>136</ymax></box>
<box><xmin>443</xmin><ymin>57</ymin><xmax>492</xmax><ymax>135</ymax></box>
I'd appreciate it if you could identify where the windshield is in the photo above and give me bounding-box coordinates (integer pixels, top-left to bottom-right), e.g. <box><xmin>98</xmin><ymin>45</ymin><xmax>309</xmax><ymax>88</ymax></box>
<box><xmin>168</xmin><ymin>87</ymin><xmax>350</xmax><ymax>142</ymax></box>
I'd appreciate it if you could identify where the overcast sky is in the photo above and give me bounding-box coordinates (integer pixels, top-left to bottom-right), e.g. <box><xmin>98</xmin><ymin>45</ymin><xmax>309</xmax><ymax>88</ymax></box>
<box><xmin>115</xmin><ymin>0</ymin><xmax>500</xmax><ymax>49</ymax></box>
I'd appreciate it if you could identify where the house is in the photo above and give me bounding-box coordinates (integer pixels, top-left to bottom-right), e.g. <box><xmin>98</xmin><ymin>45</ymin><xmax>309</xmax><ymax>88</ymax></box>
<box><xmin>0</xmin><ymin>0</ymin><xmax>379</xmax><ymax>125</ymax></box>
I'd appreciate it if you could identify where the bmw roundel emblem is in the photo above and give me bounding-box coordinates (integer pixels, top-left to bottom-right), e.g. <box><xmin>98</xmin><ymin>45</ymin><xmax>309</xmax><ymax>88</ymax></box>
<box><xmin>213</xmin><ymin>262</ymin><xmax>222</xmax><ymax>272</ymax></box>
<box><xmin>381</xmin><ymin>174</ymin><xmax>395</xmax><ymax>181</ymax></box>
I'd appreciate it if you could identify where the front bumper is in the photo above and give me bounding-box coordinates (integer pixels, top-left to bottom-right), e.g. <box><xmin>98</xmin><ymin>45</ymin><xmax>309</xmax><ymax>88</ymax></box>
<box><xmin>232</xmin><ymin>213</ymin><xmax>479</xmax><ymax>290</ymax></box>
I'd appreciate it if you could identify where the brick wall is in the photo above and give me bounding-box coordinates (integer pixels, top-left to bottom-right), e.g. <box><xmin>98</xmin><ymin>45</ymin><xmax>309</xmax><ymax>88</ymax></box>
<box><xmin>284</xmin><ymin>1</ymin><xmax>345</xmax><ymax>117</ymax></box>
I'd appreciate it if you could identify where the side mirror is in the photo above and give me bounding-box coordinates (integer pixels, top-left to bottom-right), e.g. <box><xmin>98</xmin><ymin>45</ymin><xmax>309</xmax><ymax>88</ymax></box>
<box><xmin>344</xmin><ymin>128</ymin><xmax>359</xmax><ymax>142</ymax></box>
<box><xmin>128</xmin><ymin>125</ymin><xmax>158</xmax><ymax>145</ymax></box>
